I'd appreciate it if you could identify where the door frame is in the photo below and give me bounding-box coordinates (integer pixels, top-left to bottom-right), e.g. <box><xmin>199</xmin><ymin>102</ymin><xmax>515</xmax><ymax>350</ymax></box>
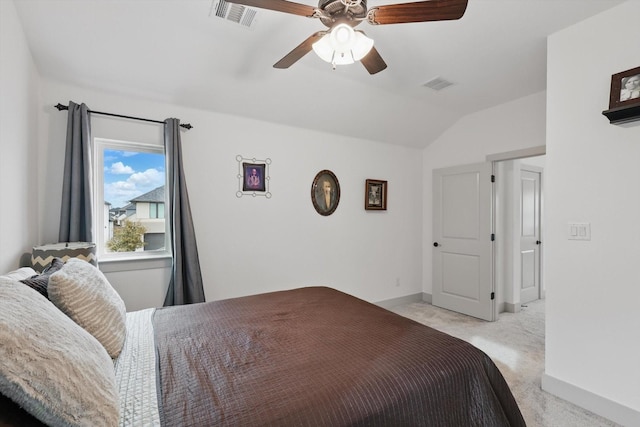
<box><xmin>488</xmin><ymin>145</ymin><xmax>545</xmax><ymax>315</ymax></box>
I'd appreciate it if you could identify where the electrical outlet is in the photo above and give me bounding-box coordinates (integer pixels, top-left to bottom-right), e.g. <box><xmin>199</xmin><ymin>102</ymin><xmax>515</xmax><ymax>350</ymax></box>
<box><xmin>395</xmin><ymin>278</ymin><xmax>400</xmax><ymax>287</ymax></box>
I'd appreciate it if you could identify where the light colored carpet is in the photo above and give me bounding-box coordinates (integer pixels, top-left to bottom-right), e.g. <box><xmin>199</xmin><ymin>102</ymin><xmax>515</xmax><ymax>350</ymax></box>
<box><xmin>391</xmin><ymin>299</ymin><xmax>620</xmax><ymax>427</ymax></box>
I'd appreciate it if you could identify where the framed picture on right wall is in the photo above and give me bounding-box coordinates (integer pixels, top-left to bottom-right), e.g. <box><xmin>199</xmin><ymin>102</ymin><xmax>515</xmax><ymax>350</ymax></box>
<box><xmin>608</xmin><ymin>66</ymin><xmax>640</xmax><ymax>109</ymax></box>
<box><xmin>365</xmin><ymin>179</ymin><xmax>387</xmax><ymax>211</ymax></box>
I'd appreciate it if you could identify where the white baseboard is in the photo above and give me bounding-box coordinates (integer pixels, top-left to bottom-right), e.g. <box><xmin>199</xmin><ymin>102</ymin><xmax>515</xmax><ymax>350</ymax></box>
<box><xmin>422</xmin><ymin>292</ymin><xmax>432</xmax><ymax>304</ymax></box>
<box><xmin>375</xmin><ymin>292</ymin><xmax>426</xmax><ymax>309</ymax></box>
<box><xmin>541</xmin><ymin>373</ymin><xmax>640</xmax><ymax>427</ymax></box>
<box><xmin>503</xmin><ymin>302</ymin><xmax>521</xmax><ymax>313</ymax></box>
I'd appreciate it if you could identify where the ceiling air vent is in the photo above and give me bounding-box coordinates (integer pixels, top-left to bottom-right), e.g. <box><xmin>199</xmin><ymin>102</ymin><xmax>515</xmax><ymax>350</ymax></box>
<box><xmin>423</xmin><ymin>77</ymin><xmax>454</xmax><ymax>91</ymax></box>
<box><xmin>210</xmin><ymin>0</ymin><xmax>258</xmax><ymax>29</ymax></box>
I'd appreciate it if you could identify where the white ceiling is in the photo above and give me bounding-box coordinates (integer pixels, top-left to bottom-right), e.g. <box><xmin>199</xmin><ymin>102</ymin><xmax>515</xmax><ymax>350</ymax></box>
<box><xmin>14</xmin><ymin>0</ymin><xmax>623</xmax><ymax>148</ymax></box>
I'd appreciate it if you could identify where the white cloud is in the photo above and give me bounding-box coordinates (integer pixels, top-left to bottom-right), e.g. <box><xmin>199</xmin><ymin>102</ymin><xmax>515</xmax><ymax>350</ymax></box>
<box><xmin>128</xmin><ymin>168</ymin><xmax>163</xmax><ymax>186</ymax></box>
<box><xmin>109</xmin><ymin>161</ymin><xmax>134</xmax><ymax>174</ymax></box>
<box><xmin>105</xmin><ymin>168</ymin><xmax>164</xmax><ymax>208</ymax></box>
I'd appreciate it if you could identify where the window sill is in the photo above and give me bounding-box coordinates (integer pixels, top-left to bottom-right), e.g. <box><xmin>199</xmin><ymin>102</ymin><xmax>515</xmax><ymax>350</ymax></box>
<box><xmin>98</xmin><ymin>254</ymin><xmax>172</xmax><ymax>273</ymax></box>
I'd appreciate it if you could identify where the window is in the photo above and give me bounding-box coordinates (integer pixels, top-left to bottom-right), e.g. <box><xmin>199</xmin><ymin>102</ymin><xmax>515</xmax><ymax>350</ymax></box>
<box><xmin>149</xmin><ymin>202</ymin><xmax>165</xmax><ymax>219</ymax></box>
<box><xmin>94</xmin><ymin>138</ymin><xmax>169</xmax><ymax>260</ymax></box>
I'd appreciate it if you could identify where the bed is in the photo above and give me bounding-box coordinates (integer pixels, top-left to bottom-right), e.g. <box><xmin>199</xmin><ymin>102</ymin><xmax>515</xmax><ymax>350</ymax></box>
<box><xmin>0</xmin><ymin>262</ymin><xmax>526</xmax><ymax>427</ymax></box>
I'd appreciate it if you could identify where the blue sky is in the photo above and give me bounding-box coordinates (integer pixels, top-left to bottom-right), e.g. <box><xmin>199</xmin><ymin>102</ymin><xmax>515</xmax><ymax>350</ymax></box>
<box><xmin>104</xmin><ymin>149</ymin><xmax>165</xmax><ymax>208</ymax></box>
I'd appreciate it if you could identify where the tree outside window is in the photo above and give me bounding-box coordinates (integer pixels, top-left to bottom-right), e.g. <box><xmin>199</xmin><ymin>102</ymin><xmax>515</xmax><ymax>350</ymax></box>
<box><xmin>107</xmin><ymin>220</ymin><xmax>147</xmax><ymax>252</ymax></box>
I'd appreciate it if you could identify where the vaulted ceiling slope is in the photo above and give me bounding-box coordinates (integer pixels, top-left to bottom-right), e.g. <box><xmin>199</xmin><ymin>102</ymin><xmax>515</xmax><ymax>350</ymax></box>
<box><xmin>14</xmin><ymin>0</ymin><xmax>623</xmax><ymax>148</ymax></box>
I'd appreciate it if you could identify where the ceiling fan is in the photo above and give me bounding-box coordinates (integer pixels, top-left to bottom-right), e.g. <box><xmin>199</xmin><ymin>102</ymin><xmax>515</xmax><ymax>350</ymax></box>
<box><xmin>226</xmin><ymin>0</ymin><xmax>468</xmax><ymax>74</ymax></box>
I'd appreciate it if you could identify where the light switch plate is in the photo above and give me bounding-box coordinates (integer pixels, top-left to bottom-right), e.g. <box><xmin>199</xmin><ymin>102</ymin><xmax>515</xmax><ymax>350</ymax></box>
<box><xmin>568</xmin><ymin>223</ymin><xmax>591</xmax><ymax>240</ymax></box>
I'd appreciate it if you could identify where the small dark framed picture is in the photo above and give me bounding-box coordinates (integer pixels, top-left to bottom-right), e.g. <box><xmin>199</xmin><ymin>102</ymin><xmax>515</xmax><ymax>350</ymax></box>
<box><xmin>365</xmin><ymin>179</ymin><xmax>387</xmax><ymax>211</ymax></box>
<box><xmin>311</xmin><ymin>170</ymin><xmax>340</xmax><ymax>216</ymax></box>
<box><xmin>608</xmin><ymin>66</ymin><xmax>640</xmax><ymax>109</ymax></box>
<box><xmin>242</xmin><ymin>163</ymin><xmax>266</xmax><ymax>192</ymax></box>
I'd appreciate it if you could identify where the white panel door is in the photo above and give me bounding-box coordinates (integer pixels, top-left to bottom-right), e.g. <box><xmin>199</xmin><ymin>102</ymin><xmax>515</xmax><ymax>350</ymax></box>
<box><xmin>520</xmin><ymin>168</ymin><xmax>541</xmax><ymax>304</ymax></box>
<box><xmin>432</xmin><ymin>162</ymin><xmax>495</xmax><ymax>321</ymax></box>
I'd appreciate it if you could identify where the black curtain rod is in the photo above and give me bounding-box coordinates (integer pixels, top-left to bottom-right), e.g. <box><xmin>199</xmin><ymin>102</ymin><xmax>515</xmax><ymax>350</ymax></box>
<box><xmin>55</xmin><ymin>103</ymin><xmax>193</xmax><ymax>130</ymax></box>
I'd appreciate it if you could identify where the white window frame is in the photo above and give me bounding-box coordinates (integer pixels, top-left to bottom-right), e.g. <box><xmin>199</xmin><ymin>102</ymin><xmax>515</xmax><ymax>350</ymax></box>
<box><xmin>94</xmin><ymin>138</ymin><xmax>170</xmax><ymax>262</ymax></box>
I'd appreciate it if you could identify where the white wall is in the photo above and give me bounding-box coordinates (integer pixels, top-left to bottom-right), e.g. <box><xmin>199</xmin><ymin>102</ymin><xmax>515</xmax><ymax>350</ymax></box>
<box><xmin>0</xmin><ymin>1</ymin><xmax>40</xmax><ymax>274</ymax></box>
<box><xmin>543</xmin><ymin>2</ymin><xmax>640</xmax><ymax>425</ymax></box>
<box><xmin>422</xmin><ymin>91</ymin><xmax>547</xmax><ymax>298</ymax></box>
<box><xmin>37</xmin><ymin>80</ymin><xmax>424</xmax><ymax>310</ymax></box>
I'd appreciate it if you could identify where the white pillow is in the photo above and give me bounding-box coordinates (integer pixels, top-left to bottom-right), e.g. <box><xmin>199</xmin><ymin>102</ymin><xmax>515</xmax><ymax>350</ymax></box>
<box><xmin>48</xmin><ymin>258</ymin><xmax>127</xmax><ymax>358</ymax></box>
<box><xmin>0</xmin><ymin>266</ymin><xmax>37</xmax><ymax>281</ymax></box>
<box><xmin>0</xmin><ymin>277</ymin><xmax>120</xmax><ymax>426</ymax></box>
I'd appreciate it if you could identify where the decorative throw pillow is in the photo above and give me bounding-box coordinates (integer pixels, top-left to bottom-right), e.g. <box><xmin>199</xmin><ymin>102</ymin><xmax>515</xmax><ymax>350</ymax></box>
<box><xmin>48</xmin><ymin>258</ymin><xmax>127</xmax><ymax>358</ymax></box>
<box><xmin>19</xmin><ymin>257</ymin><xmax>65</xmax><ymax>298</ymax></box>
<box><xmin>0</xmin><ymin>277</ymin><xmax>120</xmax><ymax>426</ymax></box>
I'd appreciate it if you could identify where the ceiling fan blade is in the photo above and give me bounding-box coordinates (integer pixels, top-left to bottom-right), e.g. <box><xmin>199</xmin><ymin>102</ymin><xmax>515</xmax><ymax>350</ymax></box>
<box><xmin>273</xmin><ymin>32</ymin><xmax>326</xmax><ymax>69</ymax></box>
<box><xmin>227</xmin><ymin>0</ymin><xmax>317</xmax><ymax>17</ymax></box>
<box><xmin>368</xmin><ymin>0</ymin><xmax>468</xmax><ymax>25</ymax></box>
<box><xmin>360</xmin><ymin>46</ymin><xmax>387</xmax><ymax>75</ymax></box>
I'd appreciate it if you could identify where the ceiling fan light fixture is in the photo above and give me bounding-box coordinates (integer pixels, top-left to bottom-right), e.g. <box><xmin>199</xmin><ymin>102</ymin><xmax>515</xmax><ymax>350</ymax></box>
<box><xmin>312</xmin><ymin>35</ymin><xmax>336</xmax><ymax>63</ymax></box>
<box><xmin>332</xmin><ymin>51</ymin><xmax>356</xmax><ymax>65</ymax></box>
<box><xmin>312</xmin><ymin>23</ymin><xmax>374</xmax><ymax>66</ymax></box>
<box><xmin>351</xmin><ymin>31</ymin><xmax>374</xmax><ymax>61</ymax></box>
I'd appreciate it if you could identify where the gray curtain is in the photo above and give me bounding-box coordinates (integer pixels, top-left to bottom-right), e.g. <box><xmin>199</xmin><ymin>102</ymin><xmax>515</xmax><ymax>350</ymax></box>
<box><xmin>163</xmin><ymin>118</ymin><xmax>205</xmax><ymax>306</ymax></box>
<box><xmin>59</xmin><ymin>101</ymin><xmax>93</xmax><ymax>243</ymax></box>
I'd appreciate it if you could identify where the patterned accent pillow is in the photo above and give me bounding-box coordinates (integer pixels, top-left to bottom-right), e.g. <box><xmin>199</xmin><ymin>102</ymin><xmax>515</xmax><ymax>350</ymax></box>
<box><xmin>19</xmin><ymin>257</ymin><xmax>65</xmax><ymax>298</ymax></box>
<box><xmin>0</xmin><ymin>277</ymin><xmax>119</xmax><ymax>426</ymax></box>
<box><xmin>48</xmin><ymin>259</ymin><xmax>127</xmax><ymax>358</ymax></box>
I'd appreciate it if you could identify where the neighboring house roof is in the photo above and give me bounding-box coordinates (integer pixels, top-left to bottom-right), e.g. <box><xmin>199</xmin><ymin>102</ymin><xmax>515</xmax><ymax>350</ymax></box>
<box><xmin>109</xmin><ymin>202</ymin><xmax>137</xmax><ymax>222</ymax></box>
<box><xmin>110</xmin><ymin>203</ymin><xmax>135</xmax><ymax>214</ymax></box>
<box><xmin>129</xmin><ymin>186</ymin><xmax>165</xmax><ymax>203</ymax></box>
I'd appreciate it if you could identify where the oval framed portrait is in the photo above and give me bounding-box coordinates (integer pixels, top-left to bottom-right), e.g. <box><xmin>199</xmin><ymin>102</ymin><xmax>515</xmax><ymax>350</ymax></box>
<box><xmin>311</xmin><ymin>170</ymin><xmax>340</xmax><ymax>216</ymax></box>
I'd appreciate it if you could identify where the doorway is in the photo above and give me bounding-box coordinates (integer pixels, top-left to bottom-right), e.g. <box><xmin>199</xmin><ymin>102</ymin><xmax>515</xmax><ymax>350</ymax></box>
<box><xmin>493</xmin><ymin>155</ymin><xmax>545</xmax><ymax>313</ymax></box>
<box><xmin>431</xmin><ymin>147</ymin><xmax>545</xmax><ymax>320</ymax></box>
